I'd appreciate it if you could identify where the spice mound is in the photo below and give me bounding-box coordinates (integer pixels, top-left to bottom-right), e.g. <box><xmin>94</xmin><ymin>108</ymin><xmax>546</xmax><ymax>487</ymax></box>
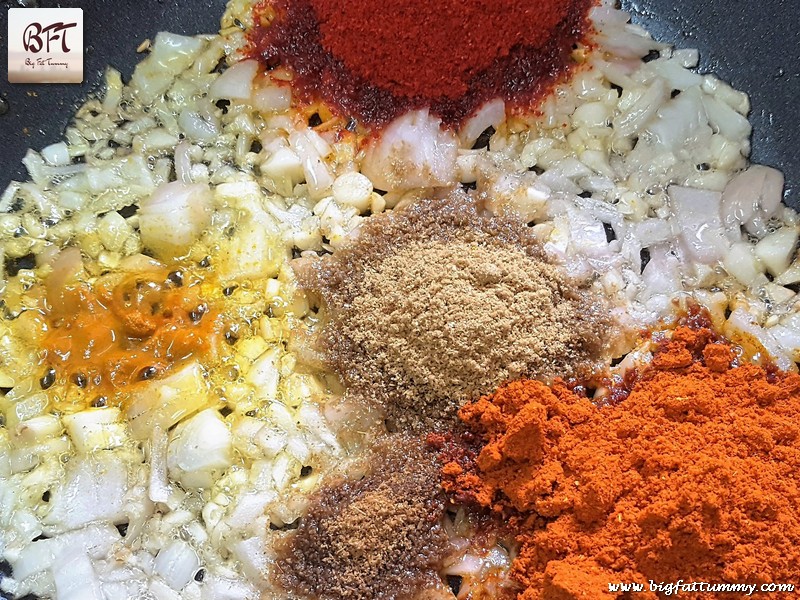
<box><xmin>442</xmin><ymin>326</ymin><xmax>800</xmax><ymax>599</ymax></box>
<box><xmin>295</xmin><ymin>193</ymin><xmax>609</xmax><ymax>431</ymax></box>
<box><xmin>248</xmin><ymin>0</ymin><xmax>594</xmax><ymax>126</ymax></box>
<box><xmin>273</xmin><ymin>437</ymin><xmax>448</xmax><ymax>600</ymax></box>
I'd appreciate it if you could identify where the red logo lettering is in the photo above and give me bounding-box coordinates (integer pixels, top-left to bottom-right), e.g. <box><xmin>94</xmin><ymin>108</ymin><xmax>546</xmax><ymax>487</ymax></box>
<box><xmin>22</xmin><ymin>21</ymin><xmax>77</xmax><ymax>54</ymax></box>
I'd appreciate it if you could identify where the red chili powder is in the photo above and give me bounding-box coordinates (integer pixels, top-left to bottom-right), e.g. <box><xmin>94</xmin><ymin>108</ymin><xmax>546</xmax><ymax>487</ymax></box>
<box><xmin>247</xmin><ymin>0</ymin><xmax>595</xmax><ymax>127</ymax></box>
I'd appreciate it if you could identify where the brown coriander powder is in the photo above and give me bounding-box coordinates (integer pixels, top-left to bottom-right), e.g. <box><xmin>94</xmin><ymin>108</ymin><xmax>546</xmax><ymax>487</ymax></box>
<box><xmin>273</xmin><ymin>437</ymin><xmax>448</xmax><ymax>600</ymax></box>
<box><xmin>296</xmin><ymin>193</ymin><xmax>611</xmax><ymax>431</ymax></box>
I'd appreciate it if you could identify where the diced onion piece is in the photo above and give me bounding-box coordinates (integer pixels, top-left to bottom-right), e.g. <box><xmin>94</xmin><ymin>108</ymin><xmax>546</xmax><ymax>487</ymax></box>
<box><xmin>53</xmin><ymin>552</ymin><xmax>104</xmax><ymax>600</ymax></box>
<box><xmin>41</xmin><ymin>142</ymin><xmax>70</xmax><ymax>167</ymax></box>
<box><xmin>126</xmin><ymin>362</ymin><xmax>210</xmax><ymax>440</ymax></box>
<box><xmin>209</xmin><ymin>59</ymin><xmax>259</xmax><ymax>101</ymax></box>
<box><xmin>245</xmin><ymin>347</ymin><xmax>280</xmax><ymax>401</ymax></box>
<box><xmin>167</xmin><ymin>409</ymin><xmax>232</xmax><ymax>489</ymax></box>
<box><xmin>754</xmin><ymin>227</ymin><xmax>799</xmax><ymax>277</ymax></box>
<box><xmin>458</xmin><ymin>99</ymin><xmax>505</xmax><ymax>148</ymax></box>
<box><xmin>43</xmin><ymin>453</ymin><xmax>130</xmax><ymax>530</ymax></box>
<box><xmin>289</xmin><ymin>130</ymin><xmax>334</xmax><ymax>199</ymax></box>
<box><xmin>231</xmin><ymin>537</ymin><xmax>269</xmax><ymax>582</ymax></box>
<box><xmin>149</xmin><ymin>425</ymin><xmax>172</xmax><ymax>504</ymax></box>
<box><xmin>723</xmin><ymin>242</ymin><xmax>764</xmax><ymax>287</ymax></box>
<box><xmin>725</xmin><ymin>308</ymin><xmax>794</xmax><ymax>371</ymax></box>
<box><xmin>252</xmin><ymin>84</ymin><xmax>292</xmax><ymax>113</ymax></box>
<box><xmin>153</xmin><ymin>540</ymin><xmax>199</xmax><ymax>591</ymax></box>
<box><xmin>178</xmin><ymin>110</ymin><xmax>219</xmax><ymax>144</ymax></box>
<box><xmin>362</xmin><ymin>109</ymin><xmax>458</xmax><ymax>191</ymax></box>
<box><xmin>138</xmin><ymin>181</ymin><xmax>213</xmax><ymax>260</ymax></box>
<box><xmin>130</xmin><ymin>33</ymin><xmax>205</xmax><ymax>105</ymax></box>
<box><xmin>668</xmin><ymin>185</ymin><xmax>728</xmax><ymax>264</ymax></box>
<box><xmin>63</xmin><ymin>408</ymin><xmax>126</xmax><ymax>454</ymax></box>
<box><xmin>721</xmin><ymin>165</ymin><xmax>785</xmax><ymax>236</ymax></box>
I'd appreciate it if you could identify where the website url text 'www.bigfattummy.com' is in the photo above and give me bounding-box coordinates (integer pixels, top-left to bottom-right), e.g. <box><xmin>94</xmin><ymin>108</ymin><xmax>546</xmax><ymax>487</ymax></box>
<box><xmin>607</xmin><ymin>581</ymin><xmax>796</xmax><ymax>596</ymax></box>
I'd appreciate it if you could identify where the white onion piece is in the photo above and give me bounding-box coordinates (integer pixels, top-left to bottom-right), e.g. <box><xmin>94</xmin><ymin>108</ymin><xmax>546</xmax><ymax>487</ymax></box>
<box><xmin>177</xmin><ymin>111</ymin><xmax>219</xmax><ymax>144</ymax></box>
<box><xmin>149</xmin><ymin>425</ymin><xmax>172</xmax><ymax>504</ymax></box>
<box><xmin>167</xmin><ymin>409</ymin><xmax>232</xmax><ymax>489</ymax></box>
<box><xmin>641</xmin><ymin>245</ymin><xmax>682</xmax><ymax>297</ymax></box>
<box><xmin>12</xmin><ymin>524</ymin><xmax>120</xmax><ymax>582</ymax></box>
<box><xmin>231</xmin><ymin>537</ymin><xmax>270</xmax><ymax>582</ymax></box>
<box><xmin>53</xmin><ymin>552</ymin><xmax>104</xmax><ymax>600</ymax></box>
<box><xmin>252</xmin><ymin>84</ymin><xmax>291</xmax><ymax>113</ymax></box>
<box><xmin>45</xmin><ymin>247</ymin><xmax>84</xmax><ymax>309</ymax></box>
<box><xmin>612</xmin><ymin>78</ymin><xmax>669</xmax><ymax>139</ymax></box>
<box><xmin>725</xmin><ymin>307</ymin><xmax>793</xmax><ymax>371</ymax></box>
<box><xmin>117</xmin><ymin>253</ymin><xmax>165</xmax><ymax>273</ymax></box>
<box><xmin>43</xmin><ymin>454</ymin><xmax>130</xmax><ymax>530</ymax></box>
<box><xmin>754</xmin><ymin>227</ymin><xmax>799</xmax><ymax>277</ymax></box>
<box><xmin>701</xmin><ymin>94</ymin><xmax>751</xmax><ymax>141</ymax></box>
<box><xmin>769</xmin><ymin>323</ymin><xmax>800</xmax><ymax>361</ymax></box>
<box><xmin>225</xmin><ymin>492</ymin><xmax>274</xmax><ymax>530</ymax></box>
<box><xmin>41</xmin><ymin>142</ymin><xmax>70</xmax><ymax>167</ymax></box>
<box><xmin>138</xmin><ymin>181</ymin><xmax>212</xmax><ymax>259</ymax></box>
<box><xmin>628</xmin><ymin>219</ymin><xmax>673</xmax><ymax>246</ymax></box>
<box><xmin>668</xmin><ymin>185</ymin><xmax>728</xmax><ymax>264</ymax></box>
<box><xmin>131</xmin><ymin>33</ymin><xmax>205</xmax><ymax>105</ymax></box>
<box><xmin>149</xmin><ymin>579</ymin><xmax>182</xmax><ymax>600</ymax></box>
<box><xmin>362</xmin><ymin>109</ymin><xmax>458</xmax><ymax>191</ymax></box>
<box><xmin>127</xmin><ymin>362</ymin><xmax>210</xmax><ymax>440</ymax></box>
<box><xmin>444</xmin><ymin>553</ymin><xmax>483</xmax><ymax>576</ymax></box>
<box><xmin>62</xmin><ymin>408</ymin><xmax>125</xmax><ymax>454</ymax></box>
<box><xmin>200</xmin><ymin>575</ymin><xmax>258</xmax><ymax>600</ymax></box>
<box><xmin>647</xmin><ymin>86</ymin><xmax>711</xmax><ymax>152</ymax></box>
<box><xmin>173</xmin><ymin>140</ymin><xmax>193</xmax><ymax>184</ymax></box>
<box><xmin>723</xmin><ymin>242</ymin><xmax>764</xmax><ymax>287</ymax></box>
<box><xmin>721</xmin><ymin>165</ymin><xmax>785</xmax><ymax>236</ymax></box>
<box><xmin>458</xmin><ymin>99</ymin><xmax>505</xmax><ymax>148</ymax></box>
<box><xmin>154</xmin><ymin>540</ymin><xmax>199</xmax><ymax>591</ymax></box>
<box><xmin>209</xmin><ymin>59</ymin><xmax>258</xmax><ymax>101</ymax></box>
<box><xmin>289</xmin><ymin>130</ymin><xmax>334</xmax><ymax>199</ymax></box>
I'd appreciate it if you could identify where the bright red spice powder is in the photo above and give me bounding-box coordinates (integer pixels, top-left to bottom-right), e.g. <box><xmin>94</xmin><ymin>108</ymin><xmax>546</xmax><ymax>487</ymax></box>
<box><xmin>248</xmin><ymin>0</ymin><xmax>595</xmax><ymax>127</ymax></box>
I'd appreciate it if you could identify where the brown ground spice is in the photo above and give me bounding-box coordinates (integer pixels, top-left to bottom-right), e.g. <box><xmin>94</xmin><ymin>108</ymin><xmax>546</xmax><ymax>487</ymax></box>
<box><xmin>295</xmin><ymin>193</ymin><xmax>610</xmax><ymax>431</ymax></box>
<box><xmin>273</xmin><ymin>437</ymin><xmax>448</xmax><ymax>600</ymax></box>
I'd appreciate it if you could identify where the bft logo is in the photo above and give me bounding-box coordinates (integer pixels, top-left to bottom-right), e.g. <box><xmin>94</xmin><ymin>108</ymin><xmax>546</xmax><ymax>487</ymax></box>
<box><xmin>22</xmin><ymin>21</ymin><xmax>78</xmax><ymax>54</ymax></box>
<box><xmin>7</xmin><ymin>8</ymin><xmax>84</xmax><ymax>84</ymax></box>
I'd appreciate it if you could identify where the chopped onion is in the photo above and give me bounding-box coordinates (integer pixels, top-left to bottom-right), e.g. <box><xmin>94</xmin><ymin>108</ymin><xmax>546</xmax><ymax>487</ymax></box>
<box><xmin>458</xmin><ymin>99</ymin><xmax>505</xmax><ymax>148</ymax></box>
<box><xmin>668</xmin><ymin>185</ymin><xmax>728</xmax><ymax>264</ymax></box>
<box><xmin>252</xmin><ymin>84</ymin><xmax>291</xmax><ymax>113</ymax></box>
<box><xmin>62</xmin><ymin>408</ymin><xmax>126</xmax><ymax>454</ymax></box>
<box><xmin>167</xmin><ymin>409</ymin><xmax>232</xmax><ymax>489</ymax></box>
<box><xmin>289</xmin><ymin>130</ymin><xmax>334</xmax><ymax>199</ymax></box>
<box><xmin>209</xmin><ymin>59</ymin><xmax>259</xmax><ymax>101</ymax></box>
<box><xmin>362</xmin><ymin>109</ymin><xmax>458</xmax><ymax>191</ymax></box>
<box><xmin>721</xmin><ymin>165</ymin><xmax>785</xmax><ymax>236</ymax></box>
<box><xmin>154</xmin><ymin>540</ymin><xmax>199</xmax><ymax>590</ymax></box>
<box><xmin>43</xmin><ymin>453</ymin><xmax>130</xmax><ymax>530</ymax></box>
<box><xmin>138</xmin><ymin>181</ymin><xmax>213</xmax><ymax>259</ymax></box>
<box><xmin>131</xmin><ymin>33</ymin><xmax>205</xmax><ymax>105</ymax></box>
<box><xmin>52</xmin><ymin>551</ymin><xmax>104</xmax><ymax>600</ymax></box>
<box><xmin>754</xmin><ymin>227</ymin><xmax>799</xmax><ymax>277</ymax></box>
<box><xmin>127</xmin><ymin>362</ymin><xmax>211</xmax><ymax>440</ymax></box>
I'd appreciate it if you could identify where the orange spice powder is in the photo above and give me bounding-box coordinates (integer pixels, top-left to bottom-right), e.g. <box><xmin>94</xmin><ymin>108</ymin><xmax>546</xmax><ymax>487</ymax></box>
<box><xmin>443</xmin><ymin>326</ymin><xmax>800</xmax><ymax>599</ymax></box>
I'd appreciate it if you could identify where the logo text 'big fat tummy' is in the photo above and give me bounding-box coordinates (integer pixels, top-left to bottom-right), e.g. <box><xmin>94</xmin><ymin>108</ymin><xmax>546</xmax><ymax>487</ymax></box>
<box><xmin>7</xmin><ymin>8</ymin><xmax>83</xmax><ymax>84</ymax></box>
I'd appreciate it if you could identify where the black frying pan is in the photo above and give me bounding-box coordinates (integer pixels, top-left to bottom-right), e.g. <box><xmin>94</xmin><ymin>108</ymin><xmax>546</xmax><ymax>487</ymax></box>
<box><xmin>0</xmin><ymin>1</ymin><xmax>797</xmax><ymax>598</ymax></box>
